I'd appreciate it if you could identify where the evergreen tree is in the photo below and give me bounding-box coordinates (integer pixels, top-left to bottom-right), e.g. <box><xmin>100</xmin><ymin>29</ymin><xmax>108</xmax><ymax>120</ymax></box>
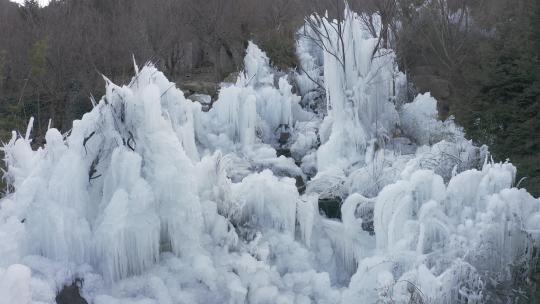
<box><xmin>468</xmin><ymin>2</ymin><xmax>540</xmax><ymax>195</ymax></box>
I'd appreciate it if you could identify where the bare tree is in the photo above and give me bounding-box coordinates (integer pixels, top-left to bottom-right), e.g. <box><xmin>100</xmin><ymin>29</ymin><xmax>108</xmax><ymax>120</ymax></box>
<box><xmin>185</xmin><ymin>0</ymin><xmax>244</xmax><ymax>80</ymax></box>
<box><xmin>302</xmin><ymin>0</ymin><xmax>348</xmax><ymax>73</ymax></box>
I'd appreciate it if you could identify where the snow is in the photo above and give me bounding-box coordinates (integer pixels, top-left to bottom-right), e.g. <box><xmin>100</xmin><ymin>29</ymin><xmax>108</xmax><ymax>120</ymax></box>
<box><xmin>0</xmin><ymin>7</ymin><xmax>539</xmax><ymax>304</ymax></box>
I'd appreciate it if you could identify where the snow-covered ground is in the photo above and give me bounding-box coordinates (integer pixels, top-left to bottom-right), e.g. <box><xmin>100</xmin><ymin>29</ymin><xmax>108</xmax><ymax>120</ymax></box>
<box><xmin>1</xmin><ymin>8</ymin><xmax>539</xmax><ymax>304</ymax></box>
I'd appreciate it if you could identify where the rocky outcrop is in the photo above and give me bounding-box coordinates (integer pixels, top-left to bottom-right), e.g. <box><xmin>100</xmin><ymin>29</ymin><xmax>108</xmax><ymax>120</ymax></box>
<box><xmin>56</xmin><ymin>279</ymin><xmax>88</xmax><ymax>304</ymax></box>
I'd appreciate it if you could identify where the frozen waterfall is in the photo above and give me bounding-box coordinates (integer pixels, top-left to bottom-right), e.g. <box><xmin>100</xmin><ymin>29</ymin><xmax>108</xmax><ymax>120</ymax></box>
<box><xmin>0</xmin><ymin>7</ymin><xmax>538</xmax><ymax>304</ymax></box>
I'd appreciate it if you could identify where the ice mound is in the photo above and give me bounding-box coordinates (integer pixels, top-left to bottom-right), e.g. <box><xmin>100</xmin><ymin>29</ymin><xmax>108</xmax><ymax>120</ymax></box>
<box><xmin>0</xmin><ymin>7</ymin><xmax>538</xmax><ymax>304</ymax></box>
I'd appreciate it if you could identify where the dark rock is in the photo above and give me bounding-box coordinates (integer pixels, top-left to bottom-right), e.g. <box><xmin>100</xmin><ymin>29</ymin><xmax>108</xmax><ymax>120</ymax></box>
<box><xmin>295</xmin><ymin>176</ymin><xmax>306</xmax><ymax>195</ymax></box>
<box><xmin>318</xmin><ymin>197</ymin><xmax>343</xmax><ymax>219</ymax></box>
<box><xmin>361</xmin><ymin>220</ymin><xmax>375</xmax><ymax>235</ymax></box>
<box><xmin>223</xmin><ymin>71</ymin><xmax>240</xmax><ymax>84</ymax></box>
<box><xmin>178</xmin><ymin>80</ymin><xmax>219</xmax><ymax>97</ymax></box>
<box><xmin>278</xmin><ymin>132</ymin><xmax>290</xmax><ymax>146</ymax></box>
<box><xmin>276</xmin><ymin>148</ymin><xmax>291</xmax><ymax>158</ymax></box>
<box><xmin>355</xmin><ymin>199</ymin><xmax>375</xmax><ymax>235</ymax></box>
<box><xmin>56</xmin><ymin>279</ymin><xmax>88</xmax><ymax>304</ymax></box>
<box><xmin>277</xmin><ymin>124</ymin><xmax>291</xmax><ymax>147</ymax></box>
<box><xmin>318</xmin><ymin>196</ymin><xmax>375</xmax><ymax>235</ymax></box>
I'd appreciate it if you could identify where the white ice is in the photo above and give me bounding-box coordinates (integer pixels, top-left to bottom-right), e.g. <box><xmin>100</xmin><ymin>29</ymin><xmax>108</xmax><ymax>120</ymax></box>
<box><xmin>0</xmin><ymin>6</ymin><xmax>538</xmax><ymax>304</ymax></box>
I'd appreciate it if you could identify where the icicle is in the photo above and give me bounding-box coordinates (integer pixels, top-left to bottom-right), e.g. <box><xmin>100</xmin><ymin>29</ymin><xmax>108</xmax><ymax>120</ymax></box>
<box><xmin>296</xmin><ymin>194</ymin><xmax>317</xmax><ymax>246</ymax></box>
<box><xmin>231</xmin><ymin>170</ymin><xmax>298</xmax><ymax>236</ymax></box>
<box><xmin>132</xmin><ymin>54</ymin><xmax>139</xmax><ymax>75</ymax></box>
<box><xmin>24</xmin><ymin>117</ymin><xmax>33</xmax><ymax>141</ymax></box>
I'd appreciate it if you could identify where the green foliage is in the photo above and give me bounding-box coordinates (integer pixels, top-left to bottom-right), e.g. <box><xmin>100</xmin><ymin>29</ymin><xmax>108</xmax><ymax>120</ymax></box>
<box><xmin>30</xmin><ymin>39</ymin><xmax>47</xmax><ymax>78</ymax></box>
<box><xmin>0</xmin><ymin>97</ymin><xmax>22</xmax><ymax>195</ymax></box>
<box><xmin>466</xmin><ymin>28</ymin><xmax>540</xmax><ymax>196</ymax></box>
<box><xmin>401</xmin><ymin>0</ymin><xmax>540</xmax><ymax>194</ymax></box>
<box><xmin>533</xmin><ymin>0</ymin><xmax>540</xmax><ymax>57</ymax></box>
<box><xmin>0</xmin><ymin>49</ymin><xmax>5</xmax><ymax>87</ymax></box>
<box><xmin>0</xmin><ymin>98</ymin><xmax>33</xmax><ymax>141</ymax></box>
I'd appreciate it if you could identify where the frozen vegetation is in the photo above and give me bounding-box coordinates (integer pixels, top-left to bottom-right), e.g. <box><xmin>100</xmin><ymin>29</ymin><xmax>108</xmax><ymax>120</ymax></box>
<box><xmin>0</xmin><ymin>8</ymin><xmax>539</xmax><ymax>304</ymax></box>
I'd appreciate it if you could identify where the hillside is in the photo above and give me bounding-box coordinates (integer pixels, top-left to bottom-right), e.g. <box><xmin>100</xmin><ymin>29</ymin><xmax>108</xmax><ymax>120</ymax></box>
<box><xmin>0</xmin><ymin>6</ymin><xmax>539</xmax><ymax>303</ymax></box>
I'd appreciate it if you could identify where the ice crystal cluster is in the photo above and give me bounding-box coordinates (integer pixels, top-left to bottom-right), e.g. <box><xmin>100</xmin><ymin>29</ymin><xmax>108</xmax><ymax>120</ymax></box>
<box><xmin>0</xmin><ymin>8</ymin><xmax>538</xmax><ymax>304</ymax></box>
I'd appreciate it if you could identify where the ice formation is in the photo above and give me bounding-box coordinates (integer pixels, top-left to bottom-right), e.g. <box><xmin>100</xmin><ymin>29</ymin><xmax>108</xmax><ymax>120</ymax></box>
<box><xmin>0</xmin><ymin>7</ymin><xmax>539</xmax><ymax>304</ymax></box>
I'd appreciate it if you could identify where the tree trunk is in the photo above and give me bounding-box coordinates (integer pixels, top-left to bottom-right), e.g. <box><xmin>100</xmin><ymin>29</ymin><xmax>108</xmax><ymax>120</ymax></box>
<box><xmin>214</xmin><ymin>45</ymin><xmax>223</xmax><ymax>81</ymax></box>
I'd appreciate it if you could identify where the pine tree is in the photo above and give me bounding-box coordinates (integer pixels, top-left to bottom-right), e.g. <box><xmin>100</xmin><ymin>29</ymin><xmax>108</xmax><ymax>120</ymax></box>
<box><xmin>469</xmin><ymin>3</ymin><xmax>540</xmax><ymax>195</ymax></box>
